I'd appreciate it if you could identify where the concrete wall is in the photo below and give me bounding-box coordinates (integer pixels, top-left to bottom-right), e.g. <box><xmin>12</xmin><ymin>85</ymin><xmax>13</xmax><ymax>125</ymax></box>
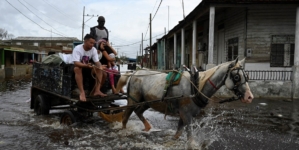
<box><xmin>1</xmin><ymin>65</ymin><xmax>32</xmax><ymax>80</ymax></box>
<box><xmin>0</xmin><ymin>69</ymin><xmax>5</xmax><ymax>82</ymax></box>
<box><xmin>215</xmin><ymin>80</ymin><xmax>293</xmax><ymax>99</ymax></box>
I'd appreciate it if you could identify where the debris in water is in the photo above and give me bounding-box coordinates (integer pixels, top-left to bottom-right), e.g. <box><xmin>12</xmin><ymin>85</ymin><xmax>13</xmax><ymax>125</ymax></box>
<box><xmin>259</xmin><ymin>103</ymin><xmax>267</xmax><ymax>106</ymax></box>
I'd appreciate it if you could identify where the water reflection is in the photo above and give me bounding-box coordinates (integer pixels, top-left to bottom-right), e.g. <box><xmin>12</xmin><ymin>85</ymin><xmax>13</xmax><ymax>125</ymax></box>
<box><xmin>0</xmin><ymin>79</ymin><xmax>31</xmax><ymax>92</ymax></box>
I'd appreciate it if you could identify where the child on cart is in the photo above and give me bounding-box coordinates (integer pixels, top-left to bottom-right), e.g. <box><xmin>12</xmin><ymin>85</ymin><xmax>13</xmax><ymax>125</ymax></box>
<box><xmin>97</xmin><ymin>39</ymin><xmax>122</xmax><ymax>94</ymax></box>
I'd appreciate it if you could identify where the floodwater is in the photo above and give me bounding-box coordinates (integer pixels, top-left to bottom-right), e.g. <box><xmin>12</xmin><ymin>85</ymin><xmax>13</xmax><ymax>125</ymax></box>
<box><xmin>0</xmin><ymin>65</ymin><xmax>299</xmax><ymax>150</ymax></box>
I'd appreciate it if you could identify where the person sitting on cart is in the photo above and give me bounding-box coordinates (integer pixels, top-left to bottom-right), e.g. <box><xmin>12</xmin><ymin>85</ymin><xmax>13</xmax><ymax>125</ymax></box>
<box><xmin>98</xmin><ymin>38</ymin><xmax>119</xmax><ymax>94</ymax></box>
<box><xmin>72</xmin><ymin>34</ymin><xmax>107</xmax><ymax>102</ymax></box>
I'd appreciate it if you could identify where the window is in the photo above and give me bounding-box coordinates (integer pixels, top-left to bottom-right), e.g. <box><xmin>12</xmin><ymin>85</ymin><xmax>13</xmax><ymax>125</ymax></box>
<box><xmin>45</xmin><ymin>43</ymin><xmax>51</xmax><ymax>47</ymax></box>
<box><xmin>28</xmin><ymin>42</ymin><xmax>39</xmax><ymax>46</ymax></box>
<box><xmin>226</xmin><ymin>37</ymin><xmax>238</xmax><ymax>61</ymax></box>
<box><xmin>270</xmin><ymin>35</ymin><xmax>294</xmax><ymax>67</ymax></box>
<box><xmin>56</xmin><ymin>43</ymin><xmax>62</xmax><ymax>46</ymax></box>
<box><xmin>16</xmin><ymin>42</ymin><xmax>22</xmax><ymax>45</ymax></box>
<box><xmin>67</xmin><ymin>43</ymin><xmax>73</xmax><ymax>48</ymax></box>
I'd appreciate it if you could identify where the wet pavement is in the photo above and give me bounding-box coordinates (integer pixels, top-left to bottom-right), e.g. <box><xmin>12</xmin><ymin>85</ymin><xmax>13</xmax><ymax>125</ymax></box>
<box><xmin>0</xmin><ymin>74</ymin><xmax>299</xmax><ymax>149</ymax></box>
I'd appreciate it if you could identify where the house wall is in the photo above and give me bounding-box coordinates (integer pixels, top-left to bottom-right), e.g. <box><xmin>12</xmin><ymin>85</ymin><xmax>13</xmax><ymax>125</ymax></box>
<box><xmin>157</xmin><ymin>40</ymin><xmax>165</xmax><ymax>70</ymax></box>
<box><xmin>167</xmin><ymin>37</ymin><xmax>174</xmax><ymax>69</ymax></box>
<box><xmin>12</xmin><ymin>40</ymin><xmax>73</xmax><ymax>48</ymax></box>
<box><xmin>211</xmin><ymin>5</ymin><xmax>296</xmax><ymax>71</ymax></box>
<box><xmin>176</xmin><ymin>34</ymin><xmax>182</xmax><ymax>69</ymax></box>
<box><xmin>184</xmin><ymin>28</ymin><xmax>193</xmax><ymax>68</ymax></box>
<box><xmin>246</xmin><ymin>5</ymin><xmax>297</xmax><ymax>63</ymax></box>
<box><xmin>199</xmin><ymin>20</ymin><xmax>209</xmax><ymax>69</ymax></box>
<box><xmin>223</xmin><ymin>7</ymin><xmax>246</xmax><ymax>63</ymax></box>
<box><xmin>5</xmin><ymin>65</ymin><xmax>32</xmax><ymax>79</ymax></box>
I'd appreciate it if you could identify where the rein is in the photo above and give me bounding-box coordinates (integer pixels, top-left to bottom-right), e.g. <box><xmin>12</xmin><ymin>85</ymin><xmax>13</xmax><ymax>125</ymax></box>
<box><xmin>91</xmin><ymin>65</ymin><xmax>165</xmax><ymax>76</ymax></box>
<box><xmin>208</xmin><ymin>78</ymin><xmax>219</xmax><ymax>90</ymax></box>
<box><xmin>92</xmin><ymin>64</ymin><xmax>248</xmax><ymax>105</ymax></box>
<box><xmin>186</xmin><ymin>64</ymin><xmax>249</xmax><ymax>104</ymax></box>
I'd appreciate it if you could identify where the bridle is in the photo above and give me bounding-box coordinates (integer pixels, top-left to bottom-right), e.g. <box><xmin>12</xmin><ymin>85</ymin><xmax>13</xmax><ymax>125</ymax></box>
<box><xmin>208</xmin><ymin>64</ymin><xmax>249</xmax><ymax>103</ymax></box>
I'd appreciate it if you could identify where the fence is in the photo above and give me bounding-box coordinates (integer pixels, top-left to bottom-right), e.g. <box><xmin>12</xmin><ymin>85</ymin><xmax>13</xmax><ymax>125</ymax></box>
<box><xmin>245</xmin><ymin>70</ymin><xmax>293</xmax><ymax>81</ymax></box>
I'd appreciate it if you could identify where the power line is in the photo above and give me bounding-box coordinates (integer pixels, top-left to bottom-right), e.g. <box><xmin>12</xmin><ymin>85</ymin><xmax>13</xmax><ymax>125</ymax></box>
<box><xmin>151</xmin><ymin>0</ymin><xmax>159</xmax><ymax>14</ymax></box>
<box><xmin>41</xmin><ymin>0</ymin><xmax>77</xmax><ymax>23</ymax></box>
<box><xmin>114</xmin><ymin>33</ymin><xmax>164</xmax><ymax>47</ymax></box>
<box><xmin>143</xmin><ymin>24</ymin><xmax>150</xmax><ymax>40</ymax></box>
<box><xmin>17</xmin><ymin>0</ymin><xmax>67</xmax><ymax>37</ymax></box>
<box><xmin>143</xmin><ymin>0</ymin><xmax>162</xmax><ymax>40</ymax></box>
<box><xmin>151</xmin><ymin>0</ymin><xmax>163</xmax><ymax>21</ymax></box>
<box><xmin>22</xmin><ymin>0</ymin><xmax>80</xmax><ymax>29</ymax></box>
<box><xmin>5</xmin><ymin>0</ymin><xmax>72</xmax><ymax>38</ymax></box>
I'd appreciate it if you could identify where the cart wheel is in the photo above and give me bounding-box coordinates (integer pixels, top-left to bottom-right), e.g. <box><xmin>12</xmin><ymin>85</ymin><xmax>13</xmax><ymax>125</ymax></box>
<box><xmin>60</xmin><ymin>110</ymin><xmax>77</xmax><ymax>126</ymax></box>
<box><xmin>34</xmin><ymin>95</ymin><xmax>50</xmax><ymax>115</ymax></box>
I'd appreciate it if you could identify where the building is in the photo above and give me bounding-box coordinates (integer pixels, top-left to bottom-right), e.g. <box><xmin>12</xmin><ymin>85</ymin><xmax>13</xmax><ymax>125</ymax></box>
<box><xmin>0</xmin><ymin>36</ymin><xmax>80</xmax><ymax>80</ymax></box>
<box><xmin>153</xmin><ymin>0</ymin><xmax>299</xmax><ymax>99</ymax></box>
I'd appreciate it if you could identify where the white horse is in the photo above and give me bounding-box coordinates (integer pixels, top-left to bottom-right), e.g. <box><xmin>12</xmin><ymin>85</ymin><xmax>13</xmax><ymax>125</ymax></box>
<box><xmin>117</xmin><ymin>58</ymin><xmax>253</xmax><ymax>143</ymax></box>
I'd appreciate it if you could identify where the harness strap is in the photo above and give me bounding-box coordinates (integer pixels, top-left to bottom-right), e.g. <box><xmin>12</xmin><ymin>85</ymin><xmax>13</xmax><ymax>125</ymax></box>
<box><xmin>208</xmin><ymin>78</ymin><xmax>219</xmax><ymax>90</ymax></box>
<box><xmin>162</xmin><ymin>71</ymin><xmax>181</xmax><ymax>119</ymax></box>
<box><xmin>128</xmin><ymin>94</ymin><xmax>139</xmax><ymax>103</ymax></box>
<box><xmin>162</xmin><ymin>71</ymin><xmax>179</xmax><ymax>101</ymax></box>
<box><xmin>182</xmin><ymin>70</ymin><xmax>209</xmax><ymax>108</ymax></box>
<box><xmin>192</xmin><ymin>94</ymin><xmax>209</xmax><ymax>108</ymax></box>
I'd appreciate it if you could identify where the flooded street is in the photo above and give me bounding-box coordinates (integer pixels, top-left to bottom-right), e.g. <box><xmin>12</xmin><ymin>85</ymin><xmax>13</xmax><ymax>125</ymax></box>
<box><xmin>0</xmin><ymin>66</ymin><xmax>299</xmax><ymax>149</ymax></box>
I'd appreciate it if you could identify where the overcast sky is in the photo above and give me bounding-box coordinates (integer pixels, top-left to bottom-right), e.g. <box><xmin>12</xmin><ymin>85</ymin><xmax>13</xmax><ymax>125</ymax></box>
<box><xmin>1</xmin><ymin>0</ymin><xmax>201</xmax><ymax>58</ymax></box>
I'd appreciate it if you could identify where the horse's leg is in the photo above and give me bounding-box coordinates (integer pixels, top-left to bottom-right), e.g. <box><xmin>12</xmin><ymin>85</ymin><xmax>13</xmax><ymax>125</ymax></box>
<box><xmin>134</xmin><ymin>105</ymin><xmax>151</xmax><ymax>131</ymax></box>
<box><xmin>173</xmin><ymin>118</ymin><xmax>184</xmax><ymax>139</ymax></box>
<box><xmin>185</xmin><ymin>119</ymin><xmax>194</xmax><ymax>142</ymax></box>
<box><xmin>122</xmin><ymin>107</ymin><xmax>135</xmax><ymax>129</ymax></box>
<box><xmin>174</xmin><ymin>111</ymin><xmax>193</xmax><ymax>141</ymax></box>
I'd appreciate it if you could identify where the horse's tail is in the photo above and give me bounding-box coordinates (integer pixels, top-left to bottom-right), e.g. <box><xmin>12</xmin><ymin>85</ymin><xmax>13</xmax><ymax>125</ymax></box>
<box><xmin>115</xmin><ymin>71</ymin><xmax>132</xmax><ymax>93</ymax></box>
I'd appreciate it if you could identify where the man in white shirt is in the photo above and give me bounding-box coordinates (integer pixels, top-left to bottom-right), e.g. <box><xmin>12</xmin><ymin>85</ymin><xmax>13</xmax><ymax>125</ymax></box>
<box><xmin>72</xmin><ymin>34</ymin><xmax>107</xmax><ymax>101</ymax></box>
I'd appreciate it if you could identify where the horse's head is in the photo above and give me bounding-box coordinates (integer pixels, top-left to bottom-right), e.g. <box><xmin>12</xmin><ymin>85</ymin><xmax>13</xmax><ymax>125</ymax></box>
<box><xmin>224</xmin><ymin>58</ymin><xmax>254</xmax><ymax>103</ymax></box>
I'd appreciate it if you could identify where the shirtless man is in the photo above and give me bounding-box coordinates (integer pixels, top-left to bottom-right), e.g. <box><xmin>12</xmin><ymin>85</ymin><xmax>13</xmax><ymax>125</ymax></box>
<box><xmin>72</xmin><ymin>34</ymin><xmax>107</xmax><ymax>101</ymax></box>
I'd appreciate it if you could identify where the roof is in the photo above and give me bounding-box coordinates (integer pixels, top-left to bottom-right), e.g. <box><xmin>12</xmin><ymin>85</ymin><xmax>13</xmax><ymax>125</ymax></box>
<box><xmin>166</xmin><ymin>0</ymin><xmax>299</xmax><ymax>37</ymax></box>
<box><xmin>13</xmin><ymin>36</ymin><xmax>80</xmax><ymax>41</ymax></box>
<box><xmin>205</xmin><ymin>0</ymin><xmax>299</xmax><ymax>3</ymax></box>
<box><xmin>0</xmin><ymin>47</ymin><xmax>39</xmax><ymax>54</ymax></box>
<box><xmin>151</xmin><ymin>0</ymin><xmax>299</xmax><ymax>46</ymax></box>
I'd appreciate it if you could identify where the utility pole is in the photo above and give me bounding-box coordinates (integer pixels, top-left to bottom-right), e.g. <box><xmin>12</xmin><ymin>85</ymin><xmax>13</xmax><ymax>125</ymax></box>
<box><xmin>182</xmin><ymin>0</ymin><xmax>185</xmax><ymax>19</ymax></box>
<box><xmin>164</xmin><ymin>27</ymin><xmax>166</xmax><ymax>35</ymax></box>
<box><xmin>81</xmin><ymin>6</ymin><xmax>99</xmax><ymax>41</ymax></box>
<box><xmin>139</xmin><ymin>44</ymin><xmax>141</xmax><ymax>63</ymax></box>
<box><xmin>82</xmin><ymin>6</ymin><xmax>85</xmax><ymax>41</ymax></box>
<box><xmin>168</xmin><ymin>6</ymin><xmax>169</xmax><ymax>32</ymax></box>
<box><xmin>141</xmin><ymin>33</ymin><xmax>143</xmax><ymax>68</ymax></box>
<box><xmin>150</xmin><ymin>13</ymin><xmax>152</xmax><ymax>68</ymax></box>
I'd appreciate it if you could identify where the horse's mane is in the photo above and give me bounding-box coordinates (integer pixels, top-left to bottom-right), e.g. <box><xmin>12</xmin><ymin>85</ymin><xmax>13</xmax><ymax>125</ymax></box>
<box><xmin>198</xmin><ymin>65</ymin><xmax>221</xmax><ymax>92</ymax></box>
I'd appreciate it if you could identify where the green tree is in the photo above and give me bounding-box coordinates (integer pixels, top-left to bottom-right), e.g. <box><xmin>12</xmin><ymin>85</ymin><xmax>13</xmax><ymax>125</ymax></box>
<box><xmin>119</xmin><ymin>55</ymin><xmax>128</xmax><ymax>63</ymax></box>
